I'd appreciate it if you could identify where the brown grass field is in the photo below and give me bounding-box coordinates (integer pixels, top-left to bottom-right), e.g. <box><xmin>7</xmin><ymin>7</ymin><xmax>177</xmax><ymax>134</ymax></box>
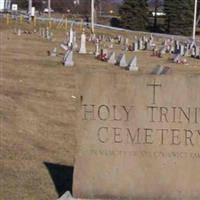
<box><xmin>0</xmin><ymin>19</ymin><xmax>200</xmax><ymax>200</ymax></box>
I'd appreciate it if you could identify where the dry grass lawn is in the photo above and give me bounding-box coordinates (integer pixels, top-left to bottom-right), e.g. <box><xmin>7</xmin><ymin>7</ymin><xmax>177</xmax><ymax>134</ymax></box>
<box><xmin>0</xmin><ymin>20</ymin><xmax>200</xmax><ymax>200</ymax></box>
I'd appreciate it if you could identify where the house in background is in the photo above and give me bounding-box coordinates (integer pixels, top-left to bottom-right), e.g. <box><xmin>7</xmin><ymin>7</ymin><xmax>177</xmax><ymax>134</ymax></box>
<box><xmin>0</xmin><ymin>0</ymin><xmax>11</xmax><ymax>11</ymax></box>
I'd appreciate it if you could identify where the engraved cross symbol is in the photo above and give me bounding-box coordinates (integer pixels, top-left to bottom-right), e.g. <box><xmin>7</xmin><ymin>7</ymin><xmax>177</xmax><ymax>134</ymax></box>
<box><xmin>147</xmin><ymin>79</ymin><xmax>162</xmax><ymax>105</ymax></box>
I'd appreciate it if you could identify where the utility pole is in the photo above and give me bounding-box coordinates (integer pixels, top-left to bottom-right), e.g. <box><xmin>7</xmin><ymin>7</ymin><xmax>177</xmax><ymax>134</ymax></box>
<box><xmin>99</xmin><ymin>1</ymin><xmax>102</xmax><ymax>17</ymax></box>
<box><xmin>91</xmin><ymin>0</ymin><xmax>94</xmax><ymax>33</ymax></box>
<box><xmin>28</xmin><ymin>0</ymin><xmax>32</xmax><ymax>21</ymax></box>
<box><xmin>48</xmin><ymin>0</ymin><xmax>51</xmax><ymax>19</ymax></box>
<box><xmin>192</xmin><ymin>0</ymin><xmax>198</xmax><ymax>41</ymax></box>
<box><xmin>48</xmin><ymin>0</ymin><xmax>51</xmax><ymax>28</ymax></box>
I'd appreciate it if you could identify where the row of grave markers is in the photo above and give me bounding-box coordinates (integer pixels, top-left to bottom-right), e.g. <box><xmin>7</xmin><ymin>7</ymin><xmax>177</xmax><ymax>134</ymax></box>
<box><xmin>34</xmin><ymin>22</ymin><xmax>200</xmax><ymax>70</ymax></box>
<box><xmin>52</xmin><ymin>27</ymin><xmax>139</xmax><ymax>71</ymax></box>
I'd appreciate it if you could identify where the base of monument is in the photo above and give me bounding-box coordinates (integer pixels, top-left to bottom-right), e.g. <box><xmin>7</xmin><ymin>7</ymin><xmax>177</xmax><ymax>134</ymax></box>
<box><xmin>57</xmin><ymin>191</ymin><xmax>200</xmax><ymax>200</ymax></box>
<box><xmin>57</xmin><ymin>192</ymin><xmax>100</xmax><ymax>200</ymax></box>
<box><xmin>57</xmin><ymin>191</ymin><xmax>199</xmax><ymax>200</ymax></box>
<box><xmin>57</xmin><ymin>191</ymin><xmax>113</xmax><ymax>200</ymax></box>
<box><xmin>57</xmin><ymin>191</ymin><xmax>73</xmax><ymax>200</ymax></box>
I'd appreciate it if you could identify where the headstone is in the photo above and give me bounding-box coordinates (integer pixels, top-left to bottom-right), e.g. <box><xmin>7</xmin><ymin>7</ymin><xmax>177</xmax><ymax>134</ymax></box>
<box><xmin>144</xmin><ymin>41</ymin><xmax>148</xmax><ymax>50</ymax></box>
<box><xmin>195</xmin><ymin>46</ymin><xmax>200</xmax><ymax>59</ymax></box>
<box><xmin>102</xmin><ymin>35</ymin><xmax>106</xmax><ymax>43</ymax></box>
<box><xmin>46</xmin><ymin>27</ymin><xmax>50</xmax><ymax>39</ymax></box>
<box><xmin>149</xmin><ymin>39</ymin><xmax>155</xmax><ymax>49</ymax></box>
<box><xmin>95</xmin><ymin>41</ymin><xmax>100</xmax><ymax>57</ymax></box>
<box><xmin>152</xmin><ymin>46</ymin><xmax>159</xmax><ymax>56</ymax></box>
<box><xmin>46</xmin><ymin>30</ymin><xmax>53</xmax><ymax>41</ymax></box>
<box><xmin>150</xmin><ymin>34</ymin><xmax>153</xmax><ymax>42</ymax></box>
<box><xmin>69</xmin><ymin>23</ymin><xmax>74</xmax><ymax>48</ymax></box>
<box><xmin>173</xmin><ymin>53</ymin><xmax>181</xmax><ymax>63</ymax></box>
<box><xmin>166</xmin><ymin>45</ymin><xmax>170</xmax><ymax>53</ymax></box>
<box><xmin>125</xmin><ymin>38</ymin><xmax>129</xmax><ymax>46</ymax></box>
<box><xmin>184</xmin><ymin>44</ymin><xmax>189</xmax><ymax>57</ymax></box>
<box><xmin>159</xmin><ymin>47</ymin><xmax>166</xmax><ymax>58</ymax></box>
<box><xmin>151</xmin><ymin>65</ymin><xmax>170</xmax><ymax>75</ymax></box>
<box><xmin>57</xmin><ymin>191</ymin><xmax>73</xmax><ymax>200</ymax></box>
<box><xmin>73</xmin><ymin>71</ymin><xmax>200</xmax><ymax>199</ymax></box>
<box><xmin>191</xmin><ymin>46</ymin><xmax>196</xmax><ymax>58</ymax></box>
<box><xmin>180</xmin><ymin>44</ymin><xmax>185</xmax><ymax>56</ymax></box>
<box><xmin>64</xmin><ymin>50</ymin><xmax>74</xmax><ymax>67</ymax></box>
<box><xmin>170</xmin><ymin>45</ymin><xmax>175</xmax><ymax>54</ymax></box>
<box><xmin>50</xmin><ymin>48</ymin><xmax>57</xmax><ymax>57</ymax></box>
<box><xmin>116</xmin><ymin>53</ymin><xmax>127</xmax><ymax>67</ymax></box>
<box><xmin>60</xmin><ymin>43</ymin><xmax>69</xmax><ymax>51</ymax></box>
<box><xmin>73</xmin><ymin>32</ymin><xmax>78</xmax><ymax>50</ymax></box>
<box><xmin>138</xmin><ymin>39</ymin><xmax>143</xmax><ymax>50</ymax></box>
<box><xmin>109</xmin><ymin>43</ymin><xmax>114</xmax><ymax>49</ymax></box>
<box><xmin>120</xmin><ymin>36</ymin><xmax>125</xmax><ymax>46</ymax></box>
<box><xmin>175</xmin><ymin>40</ymin><xmax>180</xmax><ymax>53</ymax></box>
<box><xmin>128</xmin><ymin>56</ymin><xmax>138</xmax><ymax>71</ymax></box>
<box><xmin>42</xmin><ymin>28</ymin><xmax>46</xmax><ymax>38</ymax></box>
<box><xmin>190</xmin><ymin>41</ymin><xmax>196</xmax><ymax>49</ymax></box>
<box><xmin>107</xmin><ymin>52</ymin><xmax>116</xmax><ymax>64</ymax></box>
<box><xmin>164</xmin><ymin>39</ymin><xmax>168</xmax><ymax>46</ymax></box>
<box><xmin>91</xmin><ymin>33</ymin><xmax>96</xmax><ymax>42</ymax></box>
<box><xmin>133</xmin><ymin>42</ymin><xmax>138</xmax><ymax>52</ymax></box>
<box><xmin>79</xmin><ymin>30</ymin><xmax>87</xmax><ymax>54</ymax></box>
<box><xmin>17</xmin><ymin>28</ymin><xmax>21</xmax><ymax>36</ymax></box>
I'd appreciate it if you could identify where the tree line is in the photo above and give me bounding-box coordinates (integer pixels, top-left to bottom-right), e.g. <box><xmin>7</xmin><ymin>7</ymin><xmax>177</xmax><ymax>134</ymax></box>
<box><xmin>13</xmin><ymin>0</ymin><xmax>116</xmax><ymax>14</ymax></box>
<box><xmin>119</xmin><ymin>0</ymin><xmax>200</xmax><ymax>36</ymax></box>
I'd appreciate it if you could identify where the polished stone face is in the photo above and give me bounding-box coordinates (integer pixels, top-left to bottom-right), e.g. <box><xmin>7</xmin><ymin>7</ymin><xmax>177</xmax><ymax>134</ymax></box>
<box><xmin>73</xmin><ymin>70</ymin><xmax>200</xmax><ymax>200</ymax></box>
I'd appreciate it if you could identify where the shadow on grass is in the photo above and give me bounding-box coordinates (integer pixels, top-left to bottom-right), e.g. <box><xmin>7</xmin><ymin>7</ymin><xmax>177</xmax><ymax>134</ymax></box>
<box><xmin>44</xmin><ymin>162</ymin><xmax>74</xmax><ymax>197</ymax></box>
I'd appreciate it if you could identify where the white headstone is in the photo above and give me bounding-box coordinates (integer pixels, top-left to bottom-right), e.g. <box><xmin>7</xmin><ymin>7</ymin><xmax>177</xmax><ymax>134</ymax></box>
<box><xmin>64</xmin><ymin>50</ymin><xmax>74</xmax><ymax>67</ymax></box>
<box><xmin>124</xmin><ymin>38</ymin><xmax>129</xmax><ymax>46</ymax></box>
<box><xmin>133</xmin><ymin>42</ymin><xmax>138</xmax><ymax>51</ymax></box>
<box><xmin>107</xmin><ymin>51</ymin><xmax>116</xmax><ymax>64</ymax></box>
<box><xmin>57</xmin><ymin>191</ymin><xmax>73</xmax><ymax>200</ymax></box>
<box><xmin>60</xmin><ymin>43</ymin><xmax>69</xmax><ymax>51</ymax></box>
<box><xmin>159</xmin><ymin>47</ymin><xmax>166</xmax><ymax>57</ymax></box>
<box><xmin>17</xmin><ymin>28</ymin><xmax>21</xmax><ymax>36</ymax></box>
<box><xmin>139</xmin><ymin>39</ymin><xmax>143</xmax><ymax>50</ymax></box>
<box><xmin>69</xmin><ymin>24</ymin><xmax>74</xmax><ymax>47</ymax></box>
<box><xmin>109</xmin><ymin>43</ymin><xmax>114</xmax><ymax>49</ymax></box>
<box><xmin>170</xmin><ymin>45</ymin><xmax>175</xmax><ymax>54</ymax></box>
<box><xmin>73</xmin><ymin>32</ymin><xmax>78</xmax><ymax>50</ymax></box>
<box><xmin>195</xmin><ymin>46</ymin><xmax>200</xmax><ymax>58</ymax></box>
<box><xmin>128</xmin><ymin>56</ymin><xmax>138</xmax><ymax>71</ymax></box>
<box><xmin>42</xmin><ymin>28</ymin><xmax>45</xmax><ymax>38</ymax></box>
<box><xmin>95</xmin><ymin>41</ymin><xmax>100</xmax><ymax>57</ymax></box>
<box><xmin>50</xmin><ymin>48</ymin><xmax>57</xmax><ymax>57</ymax></box>
<box><xmin>117</xmin><ymin>53</ymin><xmax>127</xmax><ymax>68</ymax></box>
<box><xmin>91</xmin><ymin>33</ymin><xmax>96</xmax><ymax>41</ymax></box>
<box><xmin>79</xmin><ymin>31</ymin><xmax>87</xmax><ymax>54</ymax></box>
<box><xmin>173</xmin><ymin>54</ymin><xmax>181</xmax><ymax>63</ymax></box>
<box><xmin>180</xmin><ymin>44</ymin><xmax>185</xmax><ymax>56</ymax></box>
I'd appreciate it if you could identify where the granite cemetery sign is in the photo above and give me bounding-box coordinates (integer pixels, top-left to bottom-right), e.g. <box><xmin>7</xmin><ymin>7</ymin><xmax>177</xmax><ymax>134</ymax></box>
<box><xmin>73</xmin><ymin>71</ymin><xmax>200</xmax><ymax>200</ymax></box>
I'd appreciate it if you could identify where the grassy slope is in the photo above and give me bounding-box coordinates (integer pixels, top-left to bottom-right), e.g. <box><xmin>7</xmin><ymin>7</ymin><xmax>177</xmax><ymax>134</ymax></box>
<box><xmin>0</xmin><ymin>21</ymin><xmax>200</xmax><ymax>200</ymax></box>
